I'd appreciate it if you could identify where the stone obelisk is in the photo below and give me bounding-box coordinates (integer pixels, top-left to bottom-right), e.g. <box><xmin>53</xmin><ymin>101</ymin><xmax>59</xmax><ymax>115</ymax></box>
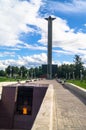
<box><xmin>45</xmin><ymin>16</ymin><xmax>56</xmax><ymax>79</ymax></box>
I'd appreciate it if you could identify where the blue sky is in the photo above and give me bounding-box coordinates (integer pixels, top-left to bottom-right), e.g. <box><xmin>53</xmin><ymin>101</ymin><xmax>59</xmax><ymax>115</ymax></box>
<box><xmin>0</xmin><ymin>0</ymin><xmax>86</xmax><ymax>70</ymax></box>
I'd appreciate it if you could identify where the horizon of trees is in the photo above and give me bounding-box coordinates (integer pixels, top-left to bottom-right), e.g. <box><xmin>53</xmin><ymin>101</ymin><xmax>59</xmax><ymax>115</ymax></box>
<box><xmin>0</xmin><ymin>65</ymin><xmax>43</xmax><ymax>79</ymax></box>
<box><xmin>57</xmin><ymin>55</ymin><xmax>86</xmax><ymax>80</ymax></box>
<box><xmin>0</xmin><ymin>55</ymin><xmax>86</xmax><ymax>80</ymax></box>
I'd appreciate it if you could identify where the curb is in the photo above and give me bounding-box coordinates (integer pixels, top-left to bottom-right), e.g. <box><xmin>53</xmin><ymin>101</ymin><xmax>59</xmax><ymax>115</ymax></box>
<box><xmin>64</xmin><ymin>83</ymin><xmax>86</xmax><ymax>99</ymax></box>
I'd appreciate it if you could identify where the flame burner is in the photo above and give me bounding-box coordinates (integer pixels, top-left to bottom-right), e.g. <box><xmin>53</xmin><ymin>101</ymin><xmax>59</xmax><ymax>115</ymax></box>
<box><xmin>0</xmin><ymin>83</ymin><xmax>48</xmax><ymax>129</ymax></box>
<box><xmin>16</xmin><ymin>87</ymin><xmax>33</xmax><ymax>115</ymax></box>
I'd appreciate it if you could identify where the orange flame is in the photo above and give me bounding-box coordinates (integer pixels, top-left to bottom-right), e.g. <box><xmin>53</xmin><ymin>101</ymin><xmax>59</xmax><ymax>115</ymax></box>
<box><xmin>23</xmin><ymin>107</ymin><xmax>28</xmax><ymax>115</ymax></box>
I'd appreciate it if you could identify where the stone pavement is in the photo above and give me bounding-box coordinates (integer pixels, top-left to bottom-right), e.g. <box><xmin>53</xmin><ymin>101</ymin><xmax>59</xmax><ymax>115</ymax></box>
<box><xmin>34</xmin><ymin>79</ymin><xmax>86</xmax><ymax>130</ymax></box>
<box><xmin>55</xmin><ymin>81</ymin><xmax>86</xmax><ymax>130</ymax></box>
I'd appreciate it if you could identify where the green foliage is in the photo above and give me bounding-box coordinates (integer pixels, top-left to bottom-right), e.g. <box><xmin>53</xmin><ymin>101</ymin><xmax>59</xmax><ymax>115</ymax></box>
<box><xmin>0</xmin><ymin>65</ymin><xmax>43</xmax><ymax>82</ymax></box>
<box><xmin>0</xmin><ymin>55</ymin><xmax>86</xmax><ymax>81</ymax></box>
<box><xmin>74</xmin><ymin>55</ymin><xmax>84</xmax><ymax>79</ymax></box>
<box><xmin>19</xmin><ymin>66</ymin><xmax>28</xmax><ymax>78</ymax></box>
<box><xmin>67</xmin><ymin>80</ymin><xmax>86</xmax><ymax>89</ymax></box>
<box><xmin>0</xmin><ymin>70</ymin><xmax>6</xmax><ymax>76</ymax></box>
<box><xmin>57</xmin><ymin>64</ymin><xmax>75</xmax><ymax>79</ymax></box>
<box><xmin>57</xmin><ymin>55</ymin><xmax>85</xmax><ymax>79</ymax></box>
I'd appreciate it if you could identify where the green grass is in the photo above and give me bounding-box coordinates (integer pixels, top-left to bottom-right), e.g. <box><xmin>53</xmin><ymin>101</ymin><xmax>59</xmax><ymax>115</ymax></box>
<box><xmin>0</xmin><ymin>76</ymin><xmax>27</xmax><ymax>82</ymax></box>
<box><xmin>0</xmin><ymin>76</ymin><xmax>17</xmax><ymax>82</ymax></box>
<box><xmin>67</xmin><ymin>80</ymin><xmax>86</xmax><ymax>89</ymax></box>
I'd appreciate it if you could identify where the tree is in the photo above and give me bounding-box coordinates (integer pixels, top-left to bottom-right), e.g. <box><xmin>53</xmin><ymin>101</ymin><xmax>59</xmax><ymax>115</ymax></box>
<box><xmin>19</xmin><ymin>66</ymin><xmax>27</xmax><ymax>78</ymax></box>
<box><xmin>5</xmin><ymin>65</ymin><xmax>12</xmax><ymax>77</ymax></box>
<box><xmin>12</xmin><ymin>66</ymin><xmax>19</xmax><ymax>78</ymax></box>
<box><xmin>57</xmin><ymin>64</ymin><xmax>71</xmax><ymax>79</ymax></box>
<box><xmin>0</xmin><ymin>70</ymin><xmax>6</xmax><ymax>76</ymax></box>
<box><xmin>29</xmin><ymin>67</ymin><xmax>34</xmax><ymax>79</ymax></box>
<box><xmin>38</xmin><ymin>66</ymin><xmax>42</xmax><ymax>77</ymax></box>
<box><xmin>34</xmin><ymin>67</ymin><xmax>39</xmax><ymax>78</ymax></box>
<box><xmin>74</xmin><ymin>55</ymin><xmax>84</xmax><ymax>79</ymax></box>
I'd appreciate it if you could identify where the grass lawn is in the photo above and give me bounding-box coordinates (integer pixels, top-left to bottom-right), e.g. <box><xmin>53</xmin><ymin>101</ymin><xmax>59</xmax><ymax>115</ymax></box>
<box><xmin>0</xmin><ymin>76</ymin><xmax>26</xmax><ymax>82</ymax></box>
<box><xmin>0</xmin><ymin>76</ymin><xmax>17</xmax><ymax>82</ymax></box>
<box><xmin>67</xmin><ymin>80</ymin><xmax>86</xmax><ymax>89</ymax></box>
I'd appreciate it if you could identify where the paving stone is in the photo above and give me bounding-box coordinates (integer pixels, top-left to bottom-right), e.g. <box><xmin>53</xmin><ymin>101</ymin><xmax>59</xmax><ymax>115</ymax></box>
<box><xmin>54</xmin><ymin>80</ymin><xmax>86</xmax><ymax>130</ymax></box>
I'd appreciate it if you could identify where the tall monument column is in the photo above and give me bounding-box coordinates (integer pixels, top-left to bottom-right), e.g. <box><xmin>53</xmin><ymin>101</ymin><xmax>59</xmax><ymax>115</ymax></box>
<box><xmin>45</xmin><ymin>16</ymin><xmax>56</xmax><ymax>79</ymax></box>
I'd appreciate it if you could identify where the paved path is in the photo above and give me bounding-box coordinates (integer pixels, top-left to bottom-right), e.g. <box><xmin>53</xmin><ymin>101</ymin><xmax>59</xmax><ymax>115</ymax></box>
<box><xmin>54</xmin><ymin>81</ymin><xmax>86</xmax><ymax>130</ymax></box>
<box><xmin>34</xmin><ymin>79</ymin><xmax>86</xmax><ymax>130</ymax></box>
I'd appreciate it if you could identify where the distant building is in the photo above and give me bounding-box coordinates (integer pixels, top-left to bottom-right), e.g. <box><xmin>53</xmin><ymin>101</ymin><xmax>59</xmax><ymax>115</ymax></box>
<box><xmin>42</xmin><ymin>64</ymin><xmax>57</xmax><ymax>78</ymax></box>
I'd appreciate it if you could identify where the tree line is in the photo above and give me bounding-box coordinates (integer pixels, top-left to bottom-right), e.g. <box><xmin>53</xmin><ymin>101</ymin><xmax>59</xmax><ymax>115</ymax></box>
<box><xmin>0</xmin><ymin>66</ymin><xmax>43</xmax><ymax>79</ymax></box>
<box><xmin>57</xmin><ymin>55</ymin><xmax>86</xmax><ymax>80</ymax></box>
<box><xmin>0</xmin><ymin>55</ymin><xmax>86</xmax><ymax>80</ymax></box>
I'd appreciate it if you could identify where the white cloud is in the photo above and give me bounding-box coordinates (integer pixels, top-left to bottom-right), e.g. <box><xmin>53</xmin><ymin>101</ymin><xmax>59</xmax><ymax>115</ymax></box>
<box><xmin>81</xmin><ymin>55</ymin><xmax>86</xmax><ymax>66</ymax></box>
<box><xmin>0</xmin><ymin>0</ymin><xmax>86</xmax><ymax>68</ymax></box>
<box><xmin>0</xmin><ymin>61</ymin><xmax>7</xmax><ymax>70</ymax></box>
<box><xmin>84</xmin><ymin>23</ymin><xmax>86</xmax><ymax>26</ymax></box>
<box><xmin>0</xmin><ymin>51</ymin><xmax>15</xmax><ymax>57</ymax></box>
<box><xmin>63</xmin><ymin>61</ymin><xmax>73</xmax><ymax>65</ymax></box>
<box><xmin>53</xmin><ymin>49</ymin><xmax>73</xmax><ymax>55</ymax></box>
<box><xmin>0</xmin><ymin>53</ymin><xmax>47</xmax><ymax>70</ymax></box>
<box><xmin>0</xmin><ymin>0</ymin><xmax>43</xmax><ymax>46</ymax></box>
<box><xmin>23</xmin><ymin>43</ymin><xmax>47</xmax><ymax>51</ymax></box>
<box><xmin>53</xmin><ymin>26</ymin><xmax>86</xmax><ymax>55</ymax></box>
<box><xmin>20</xmin><ymin>53</ymin><xmax>47</xmax><ymax>66</ymax></box>
<box><xmin>39</xmin><ymin>15</ymin><xmax>86</xmax><ymax>57</ymax></box>
<box><xmin>49</xmin><ymin>0</ymin><xmax>86</xmax><ymax>13</ymax></box>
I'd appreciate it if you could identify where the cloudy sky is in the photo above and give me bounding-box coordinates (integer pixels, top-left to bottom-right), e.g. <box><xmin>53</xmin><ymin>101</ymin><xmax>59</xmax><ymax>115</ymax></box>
<box><xmin>0</xmin><ymin>0</ymin><xmax>86</xmax><ymax>70</ymax></box>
